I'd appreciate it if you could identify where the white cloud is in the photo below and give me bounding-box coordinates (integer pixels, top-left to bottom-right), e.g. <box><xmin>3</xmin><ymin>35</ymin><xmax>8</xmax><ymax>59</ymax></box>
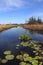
<box><xmin>0</xmin><ymin>0</ymin><xmax>25</xmax><ymax>11</ymax></box>
<box><xmin>0</xmin><ymin>0</ymin><xmax>42</xmax><ymax>11</ymax></box>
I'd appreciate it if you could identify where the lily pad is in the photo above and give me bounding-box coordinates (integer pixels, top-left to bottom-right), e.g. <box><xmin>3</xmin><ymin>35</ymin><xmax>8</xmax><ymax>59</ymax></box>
<box><xmin>26</xmin><ymin>63</ymin><xmax>31</xmax><ymax>65</ymax></box>
<box><xmin>35</xmin><ymin>53</ymin><xmax>38</xmax><ymax>55</ymax></box>
<box><xmin>41</xmin><ymin>52</ymin><xmax>43</xmax><ymax>54</ymax></box>
<box><xmin>39</xmin><ymin>62</ymin><xmax>43</xmax><ymax>65</ymax></box>
<box><xmin>19</xmin><ymin>62</ymin><xmax>26</xmax><ymax>65</ymax></box>
<box><xmin>16</xmin><ymin>55</ymin><xmax>23</xmax><ymax>60</ymax></box>
<box><xmin>23</xmin><ymin>53</ymin><xmax>29</xmax><ymax>61</ymax></box>
<box><xmin>4</xmin><ymin>50</ymin><xmax>12</xmax><ymax>55</ymax></box>
<box><xmin>5</xmin><ymin>55</ymin><xmax>14</xmax><ymax>60</ymax></box>
<box><xmin>23</xmin><ymin>53</ymin><xmax>29</xmax><ymax>57</ymax></box>
<box><xmin>1</xmin><ymin>59</ymin><xmax>8</xmax><ymax>64</ymax></box>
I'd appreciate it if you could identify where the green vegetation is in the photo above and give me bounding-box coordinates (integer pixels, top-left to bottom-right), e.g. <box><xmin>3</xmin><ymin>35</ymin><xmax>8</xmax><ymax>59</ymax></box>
<box><xmin>3</xmin><ymin>50</ymin><xmax>12</xmax><ymax>55</ymax></box>
<box><xmin>0</xmin><ymin>35</ymin><xmax>43</xmax><ymax>65</ymax></box>
<box><xmin>16</xmin><ymin>53</ymin><xmax>38</xmax><ymax>65</ymax></box>
<box><xmin>16</xmin><ymin>40</ymin><xmax>43</xmax><ymax>65</ymax></box>
<box><xmin>20</xmin><ymin>41</ymin><xmax>43</xmax><ymax>55</ymax></box>
<box><xmin>19</xmin><ymin>62</ymin><xmax>26</xmax><ymax>65</ymax></box>
<box><xmin>1</xmin><ymin>59</ymin><xmax>8</xmax><ymax>64</ymax></box>
<box><xmin>5</xmin><ymin>55</ymin><xmax>14</xmax><ymax>60</ymax></box>
<box><xmin>0</xmin><ymin>50</ymin><xmax>15</xmax><ymax>64</ymax></box>
<box><xmin>19</xmin><ymin>34</ymin><xmax>32</xmax><ymax>41</ymax></box>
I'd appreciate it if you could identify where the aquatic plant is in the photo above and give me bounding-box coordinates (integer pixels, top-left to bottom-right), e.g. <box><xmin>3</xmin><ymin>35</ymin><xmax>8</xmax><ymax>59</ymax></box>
<box><xmin>19</xmin><ymin>34</ymin><xmax>32</xmax><ymax>41</ymax></box>
<box><xmin>19</xmin><ymin>62</ymin><xmax>31</xmax><ymax>65</ymax></box>
<box><xmin>20</xmin><ymin>41</ymin><xmax>42</xmax><ymax>53</ymax></box>
<box><xmin>16</xmin><ymin>40</ymin><xmax>43</xmax><ymax>65</ymax></box>
<box><xmin>19</xmin><ymin>62</ymin><xmax>26</xmax><ymax>65</ymax></box>
<box><xmin>34</xmin><ymin>56</ymin><xmax>43</xmax><ymax>60</ymax></box>
<box><xmin>16</xmin><ymin>53</ymin><xmax>39</xmax><ymax>65</ymax></box>
<box><xmin>26</xmin><ymin>63</ymin><xmax>31</xmax><ymax>65</ymax></box>
<box><xmin>20</xmin><ymin>41</ymin><xmax>43</xmax><ymax>63</ymax></box>
<box><xmin>35</xmin><ymin>53</ymin><xmax>38</xmax><ymax>55</ymax></box>
<box><xmin>0</xmin><ymin>40</ymin><xmax>43</xmax><ymax>65</ymax></box>
<box><xmin>23</xmin><ymin>53</ymin><xmax>29</xmax><ymax>61</ymax></box>
<box><xmin>1</xmin><ymin>59</ymin><xmax>8</xmax><ymax>64</ymax></box>
<box><xmin>41</xmin><ymin>51</ymin><xmax>43</xmax><ymax>54</ymax></box>
<box><xmin>0</xmin><ymin>50</ymin><xmax>15</xmax><ymax>64</ymax></box>
<box><xmin>16</xmin><ymin>55</ymin><xmax>23</xmax><ymax>61</ymax></box>
<box><xmin>3</xmin><ymin>50</ymin><xmax>12</xmax><ymax>55</ymax></box>
<box><xmin>5</xmin><ymin>55</ymin><xmax>14</xmax><ymax>60</ymax></box>
<box><xmin>39</xmin><ymin>62</ymin><xmax>43</xmax><ymax>65</ymax></box>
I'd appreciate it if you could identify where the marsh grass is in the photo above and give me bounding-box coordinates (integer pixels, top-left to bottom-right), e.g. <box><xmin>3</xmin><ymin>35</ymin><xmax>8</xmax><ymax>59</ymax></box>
<box><xmin>0</xmin><ymin>24</ymin><xmax>18</xmax><ymax>32</ymax></box>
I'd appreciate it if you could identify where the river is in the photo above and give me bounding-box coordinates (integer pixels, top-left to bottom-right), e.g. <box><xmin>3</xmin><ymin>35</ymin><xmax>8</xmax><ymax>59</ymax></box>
<box><xmin>0</xmin><ymin>26</ymin><xmax>43</xmax><ymax>65</ymax></box>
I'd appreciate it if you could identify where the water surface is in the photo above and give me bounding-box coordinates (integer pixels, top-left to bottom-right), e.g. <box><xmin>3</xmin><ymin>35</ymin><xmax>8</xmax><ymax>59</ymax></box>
<box><xmin>0</xmin><ymin>26</ymin><xmax>43</xmax><ymax>65</ymax></box>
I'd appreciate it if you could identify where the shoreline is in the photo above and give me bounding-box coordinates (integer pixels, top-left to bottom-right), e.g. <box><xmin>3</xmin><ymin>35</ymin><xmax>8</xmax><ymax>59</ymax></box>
<box><xmin>0</xmin><ymin>24</ymin><xmax>43</xmax><ymax>44</ymax></box>
<box><xmin>0</xmin><ymin>24</ymin><xmax>43</xmax><ymax>32</ymax></box>
<box><xmin>21</xmin><ymin>24</ymin><xmax>43</xmax><ymax>31</ymax></box>
<box><xmin>0</xmin><ymin>24</ymin><xmax>18</xmax><ymax>32</ymax></box>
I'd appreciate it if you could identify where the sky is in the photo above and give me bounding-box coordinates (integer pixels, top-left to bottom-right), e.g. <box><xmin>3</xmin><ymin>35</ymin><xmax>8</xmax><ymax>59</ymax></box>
<box><xmin>0</xmin><ymin>0</ymin><xmax>43</xmax><ymax>24</ymax></box>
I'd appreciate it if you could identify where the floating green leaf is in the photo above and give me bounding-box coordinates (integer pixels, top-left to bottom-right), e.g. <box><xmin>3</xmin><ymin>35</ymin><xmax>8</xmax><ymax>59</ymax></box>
<box><xmin>26</xmin><ymin>63</ymin><xmax>31</xmax><ymax>65</ymax></box>
<box><xmin>4</xmin><ymin>50</ymin><xmax>12</xmax><ymax>55</ymax></box>
<box><xmin>16</xmin><ymin>55</ymin><xmax>23</xmax><ymax>60</ymax></box>
<box><xmin>5</xmin><ymin>55</ymin><xmax>14</xmax><ymax>60</ymax></box>
<box><xmin>19</xmin><ymin>62</ymin><xmax>26</xmax><ymax>65</ymax></box>
<box><xmin>1</xmin><ymin>59</ymin><xmax>8</xmax><ymax>64</ymax></box>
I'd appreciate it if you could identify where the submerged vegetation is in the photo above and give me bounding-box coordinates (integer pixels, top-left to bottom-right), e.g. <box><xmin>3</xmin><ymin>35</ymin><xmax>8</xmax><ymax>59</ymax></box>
<box><xmin>0</xmin><ymin>34</ymin><xmax>43</xmax><ymax>65</ymax></box>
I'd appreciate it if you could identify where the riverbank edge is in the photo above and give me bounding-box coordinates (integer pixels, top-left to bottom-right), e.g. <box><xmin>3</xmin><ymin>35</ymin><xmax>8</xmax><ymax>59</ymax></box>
<box><xmin>0</xmin><ymin>24</ymin><xmax>43</xmax><ymax>32</ymax></box>
<box><xmin>20</xmin><ymin>24</ymin><xmax>43</xmax><ymax>31</ymax></box>
<box><xmin>0</xmin><ymin>24</ymin><xmax>19</xmax><ymax>32</ymax></box>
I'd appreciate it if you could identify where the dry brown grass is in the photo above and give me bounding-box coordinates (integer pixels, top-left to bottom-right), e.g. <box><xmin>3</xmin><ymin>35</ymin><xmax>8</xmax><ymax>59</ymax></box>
<box><xmin>0</xmin><ymin>24</ymin><xmax>43</xmax><ymax>32</ymax></box>
<box><xmin>0</xmin><ymin>24</ymin><xmax>18</xmax><ymax>32</ymax></box>
<box><xmin>21</xmin><ymin>24</ymin><xmax>43</xmax><ymax>31</ymax></box>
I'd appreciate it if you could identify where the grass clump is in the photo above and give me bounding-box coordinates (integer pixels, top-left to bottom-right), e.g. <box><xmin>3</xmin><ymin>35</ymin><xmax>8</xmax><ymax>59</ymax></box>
<box><xmin>19</xmin><ymin>34</ymin><xmax>32</xmax><ymax>41</ymax></box>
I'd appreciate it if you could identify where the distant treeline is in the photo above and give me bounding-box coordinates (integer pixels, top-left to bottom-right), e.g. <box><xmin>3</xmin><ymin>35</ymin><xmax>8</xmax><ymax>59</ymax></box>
<box><xmin>26</xmin><ymin>17</ymin><xmax>43</xmax><ymax>24</ymax></box>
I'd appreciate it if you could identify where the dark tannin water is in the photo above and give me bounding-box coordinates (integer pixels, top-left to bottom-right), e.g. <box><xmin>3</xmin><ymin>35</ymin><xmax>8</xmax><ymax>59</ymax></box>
<box><xmin>0</xmin><ymin>26</ymin><xmax>43</xmax><ymax>65</ymax></box>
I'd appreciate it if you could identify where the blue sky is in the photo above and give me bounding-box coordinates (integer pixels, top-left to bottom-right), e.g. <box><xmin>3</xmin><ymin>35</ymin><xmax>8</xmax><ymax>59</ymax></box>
<box><xmin>0</xmin><ymin>0</ymin><xmax>43</xmax><ymax>24</ymax></box>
